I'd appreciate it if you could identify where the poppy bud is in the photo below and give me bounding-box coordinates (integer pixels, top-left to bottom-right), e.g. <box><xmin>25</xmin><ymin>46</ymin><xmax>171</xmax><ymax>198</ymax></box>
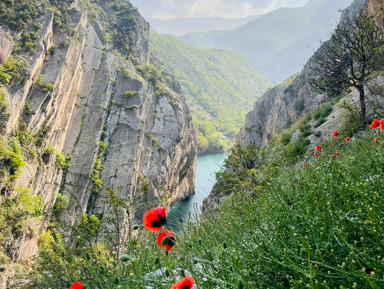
<box><xmin>238</xmin><ymin>280</ymin><xmax>244</xmax><ymax>289</ymax></box>
<box><xmin>119</xmin><ymin>254</ymin><xmax>129</xmax><ymax>262</ymax></box>
<box><xmin>133</xmin><ymin>225</ymin><xmax>139</xmax><ymax>230</ymax></box>
<box><xmin>223</xmin><ymin>242</ymin><xmax>227</xmax><ymax>249</ymax></box>
<box><xmin>198</xmin><ymin>239</ymin><xmax>202</xmax><ymax>245</ymax></box>
<box><xmin>114</xmin><ymin>277</ymin><xmax>120</xmax><ymax>284</ymax></box>
<box><xmin>165</xmin><ymin>269</ymin><xmax>170</xmax><ymax>277</ymax></box>
<box><xmin>180</xmin><ymin>269</ymin><xmax>185</xmax><ymax>277</ymax></box>
<box><xmin>155</xmin><ymin>257</ymin><xmax>160</xmax><ymax>264</ymax></box>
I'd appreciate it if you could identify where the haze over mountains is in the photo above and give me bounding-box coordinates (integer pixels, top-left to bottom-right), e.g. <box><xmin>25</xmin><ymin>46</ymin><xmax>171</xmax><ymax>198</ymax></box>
<box><xmin>181</xmin><ymin>0</ymin><xmax>353</xmax><ymax>82</ymax></box>
<box><xmin>146</xmin><ymin>15</ymin><xmax>260</xmax><ymax>37</ymax></box>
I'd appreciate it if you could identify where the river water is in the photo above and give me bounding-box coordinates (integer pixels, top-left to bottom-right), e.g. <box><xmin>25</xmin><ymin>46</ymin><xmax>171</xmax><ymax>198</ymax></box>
<box><xmin>167</xmin><ymin>153</ymin><xmax>228</xmax><ymax>231</ymax></box>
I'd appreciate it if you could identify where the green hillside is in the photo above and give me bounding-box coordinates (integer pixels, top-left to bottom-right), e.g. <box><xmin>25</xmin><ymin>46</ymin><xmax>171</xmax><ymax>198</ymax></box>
<box><xmin>150</xmin><ymin>31</ymin><xmax>273</xmax><ymax>154</ymax></box>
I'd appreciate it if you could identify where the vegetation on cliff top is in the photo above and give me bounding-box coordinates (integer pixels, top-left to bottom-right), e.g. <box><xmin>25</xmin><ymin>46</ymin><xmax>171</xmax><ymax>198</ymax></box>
<box><xmin>150</xmin><ymin>31</ymin><xmax>273</xmax><ymax>154</ymax></box>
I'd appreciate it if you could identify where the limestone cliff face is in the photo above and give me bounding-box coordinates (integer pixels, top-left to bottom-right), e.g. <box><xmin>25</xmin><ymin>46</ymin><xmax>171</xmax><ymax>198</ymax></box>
<box><xmin>0</xmin><ymin>1</ymin><xmax>196</xmax><ymax>286</ymax></box>
<box><xmin>236</xmin><ymin>0</ymin><xmax>367</xmax><ymax>147</ymax></box>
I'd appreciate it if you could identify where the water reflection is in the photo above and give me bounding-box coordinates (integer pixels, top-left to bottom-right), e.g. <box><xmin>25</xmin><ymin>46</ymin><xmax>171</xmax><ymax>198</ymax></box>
<box><xmin>167</xmin><ymin>154</ymin><xmax>228</xmax><ymax>231</ymax></box>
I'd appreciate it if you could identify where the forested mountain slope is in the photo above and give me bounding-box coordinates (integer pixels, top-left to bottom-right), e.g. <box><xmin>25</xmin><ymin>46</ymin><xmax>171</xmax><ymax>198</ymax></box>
<box><xmin>151</xmin><ymin>31</ymin><xmax>273</xmax><ymax>154</ymax></box>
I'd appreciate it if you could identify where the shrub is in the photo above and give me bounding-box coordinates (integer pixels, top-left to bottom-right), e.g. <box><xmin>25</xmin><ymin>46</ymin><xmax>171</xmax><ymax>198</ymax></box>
<box><xmin>0</xmin><ymin>88</ymin><xmax>10</xmax><ymax>123</ymax></box>
<box><xmin>124</xmin><ymin>91</ymin><xmax>135</xmax><ymax>98</ymax></box>
<box><xmin>44</xmin><ymin>83</ymin><xmax>55</xmax><ymax>91</ymax></box>
<box><xmin>284</xmin><ymin>136</ymin><xmax>310</xmax><ymax>162</ymax></box>
<box><xmin>9</xmin><ymin>152</ymin><xmax>25</xmax><ymax>176</ymax></box>
<box><xmin>35</xmin><ymin>74</ymin><xmax>45</xmax><ymax>87</ymax></box>
<box><xmin>0</xmin><ymin>56</ymin><xmax>22</xmax><ymax>87</ymax></box>
<box><xmin>123</xmin><ymin>69</ymin><xmax>131</xmax><ymax>79</ymax></box>
<box><xmin>53</xmin><ymin>193</ymin><xmax>69</xmax><ymax>214</ymax></box>
<box><xmin>25</xmin><ymin>42</ymin><xmax>36</xmax><ymax>52</ymax></box>
<box><xmin>300</xmin><ymin>123</ymin><xmax>312</xmax><ymax>137</ymax></box>
<box><xmin>280</xmin><ymin>133</ymin><xmax>292</xmax><ymax>145</ymax></box>
<box><xmin>56</xmin><ymin>151</ymin><xmax>67</xmax><ymax>170</ymax></box>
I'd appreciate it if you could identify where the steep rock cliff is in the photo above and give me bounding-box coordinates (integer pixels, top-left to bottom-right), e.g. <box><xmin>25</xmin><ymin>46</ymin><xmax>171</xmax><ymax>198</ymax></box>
<box><xmin>0</xmin><ymin>0</ymin><xmax>196</xmax><ymax>286</ymax></box>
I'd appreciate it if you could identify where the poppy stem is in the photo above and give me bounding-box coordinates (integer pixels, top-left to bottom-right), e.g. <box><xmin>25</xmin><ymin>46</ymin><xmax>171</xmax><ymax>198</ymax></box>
<box><xmin>151</xmin><ymin>232</ymin><xmax>167</xmax><ymax>279</ymax></box>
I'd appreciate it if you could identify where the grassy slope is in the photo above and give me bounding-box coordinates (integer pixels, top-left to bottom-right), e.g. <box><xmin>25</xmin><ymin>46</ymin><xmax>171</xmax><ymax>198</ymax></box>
<box><xmin>27</xmin><ymin>123</ymin><xmax>384</xmax><ymax>288</ymax></box>
<box><xmin>150</xmin><ymin>31</ymin><xmax>273</xmax><ymax>154</ymax></box>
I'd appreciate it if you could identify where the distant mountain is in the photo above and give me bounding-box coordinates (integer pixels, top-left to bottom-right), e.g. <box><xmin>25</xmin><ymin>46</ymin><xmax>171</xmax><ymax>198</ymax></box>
<box><xmin>150</xmin><ymin>31</ymin><xmax>273</xmax><ymax>154</ymax></box>
<box><xmin>147</xmin><ymin>15</ymin><xmax>260</xmax><ymax>37</ymax></box>
<box><xmin>181</xmin><ymin>0</ymin><xmax>353</xmax><ymax>83</ymax></box>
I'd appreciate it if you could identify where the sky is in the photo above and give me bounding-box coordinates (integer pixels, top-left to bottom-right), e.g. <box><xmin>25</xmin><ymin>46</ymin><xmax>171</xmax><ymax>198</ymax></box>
<box><xmin>129</xmin><ymin>0</ymin><xmax>310</xmax><ymax>20</ymax></box>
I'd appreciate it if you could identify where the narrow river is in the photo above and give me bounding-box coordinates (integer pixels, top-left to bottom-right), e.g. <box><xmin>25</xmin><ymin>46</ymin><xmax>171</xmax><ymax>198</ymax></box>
<box><xmin>167</xmin><ymin>153</ymin><xmax>228</xmax><ymax>231</ymax></box>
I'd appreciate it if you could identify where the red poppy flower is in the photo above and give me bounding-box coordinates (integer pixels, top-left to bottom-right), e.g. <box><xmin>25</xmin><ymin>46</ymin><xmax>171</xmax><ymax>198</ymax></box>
<box><xmin>315</xmin><ymin>145</ymin><xmax>321</xmax><ymax>151</ymax></box>
<box><xmin>333</xmin><ymin>131</ymin><xmax>339</xmax><ymax>137</ymax></box>
<box><xmin>314</xmin><ymin>152</ymin><xmax>318</xmax><ymax>156</ymax></box>
<box><xmin>380</xmin><ymin>119</ymin><xmax>384</xmax><ymax>131</ymax></box>
<box><xmin>69</xmin><ymin>282</ymin><xmax>83</xmax><ymax>289</ymax></box>
<box><xmin>143</xmin><ymin>207</ymin><xmax>166</xmax><ymax>231</ymax></box>
<box><xmin>171</xmin><ymin>276</ymin><xmax>194</xmax><ymax>289</ymax></box>
<box><xmin>333</xmin><ymin>154</ymin><xmax>336</xmax><ymax>158</ymax></box>
<box><xmin>293</xmin><ymin>180</ymin><xmax>297</xmax><ymax>184</ymax></box>
<box><xmin>157</xmin><ymin>230</ymin><xmax>176</xmax><ymax>252</ymax></box>
<box><xmin>336</xmin><ymin>152</ymin><xmax>339</xmax><ymax>156</ymax></box>
<box><xmin>345</xmin><ymin>137</ymin><xmax>350</xmax><ymax>142</ymax></box>
<box><xmin>303</xmin><ymin>163</ymin><xmax>308</xmax><ymax>168</ymax></box>
<box><xmin>374</xmin><ymin>137</ymin><xmax>379</xmax><ymax>141</ymax></box>
<box><xmin>369</xmin><ymin>119</ymin><xmax>380</xmax><ymax>128</ymax></box>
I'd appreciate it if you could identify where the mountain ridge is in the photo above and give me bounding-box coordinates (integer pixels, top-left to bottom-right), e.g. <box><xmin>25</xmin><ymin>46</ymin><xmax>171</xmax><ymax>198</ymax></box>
<box><xmin>181</xmin><ymin>0</ymin><xmax>353</xmax><ymax>82</ymax></box>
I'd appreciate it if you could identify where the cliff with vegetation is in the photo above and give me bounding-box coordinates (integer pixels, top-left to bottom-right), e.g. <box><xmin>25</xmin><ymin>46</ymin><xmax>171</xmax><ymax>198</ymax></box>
<box><xmin>0</xmin><ymin>0</ymin><xmax>196</xmax><ymax>287</ymax></box>
<box><xmin>150</xmin><ymin>31</ymin><xmax>273</xmax><ymax>154</ymax></box>
<box><xmin>236</xmin><ymin>0</ymin><xmax>367</xmax><ymax>148</ymax></box>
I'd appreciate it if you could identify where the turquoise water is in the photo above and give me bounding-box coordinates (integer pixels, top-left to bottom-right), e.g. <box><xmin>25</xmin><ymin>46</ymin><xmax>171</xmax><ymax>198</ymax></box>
<box><xmin>167</xmin><ymin>153</ymin><xmax>228</xmax><ymax>231</ymax></box>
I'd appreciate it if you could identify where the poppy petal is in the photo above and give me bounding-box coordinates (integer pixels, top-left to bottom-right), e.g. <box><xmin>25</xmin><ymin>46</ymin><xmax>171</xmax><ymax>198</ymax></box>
<box><xmin>370</xmin><ymin>119</ymin><xmax>380</xmax><ymax>128</ymax></box>
<box><xmin>171</xmin><ymin>276</ymin><xmax>194</xmax><ymax>289</ymax></box>
<box><xmin>143</xmin><ymin>207</ymin><xmax>167</xmax><ymax>231</ymax></box>
<box><xmin>69</xmin><ymin>282</ymin><xmax>83</xmax><ymax>289</ymax></box>
<box><xmin>333</xmin><ymin>131</ymin><xmax>339</xmax><ymax>137</ymax></box>
<box><xmin>157</xmin><ymin>230</ymin><xmax>176</xmax><ymax>251</ymax></box>
<box><xmin>380</xmin><ymin>119</ymin><xmax>384</xmax><ymax>131</ymax></box>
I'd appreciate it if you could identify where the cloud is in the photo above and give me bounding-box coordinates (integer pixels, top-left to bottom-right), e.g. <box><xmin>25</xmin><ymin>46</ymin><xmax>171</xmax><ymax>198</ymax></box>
<box><xmin>151</xmin><ymin>11</ymin><xmax>175</xmax><ymax>20</ymax></box>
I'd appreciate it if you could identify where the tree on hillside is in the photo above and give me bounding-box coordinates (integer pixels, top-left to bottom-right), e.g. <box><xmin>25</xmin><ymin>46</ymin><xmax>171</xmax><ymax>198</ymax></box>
<box><xmin>309</xmin><ymin>14</ymin><xmax>384</xmax><ymax>121</ymax></box>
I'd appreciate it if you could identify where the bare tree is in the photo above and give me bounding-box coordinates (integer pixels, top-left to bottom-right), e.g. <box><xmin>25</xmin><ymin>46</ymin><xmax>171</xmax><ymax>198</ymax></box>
<box><xmin>309</xmin><ymin>14</ymin><xmax>384</xmax><ymax>121</ymax></box>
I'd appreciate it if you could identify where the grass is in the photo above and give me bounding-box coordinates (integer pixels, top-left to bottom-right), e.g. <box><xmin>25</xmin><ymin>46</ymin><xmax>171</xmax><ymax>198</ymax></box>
<box><xmin>21</xmin><ymin>126</ymin><xmax>384</xmax><ymax>289</ymax></box>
